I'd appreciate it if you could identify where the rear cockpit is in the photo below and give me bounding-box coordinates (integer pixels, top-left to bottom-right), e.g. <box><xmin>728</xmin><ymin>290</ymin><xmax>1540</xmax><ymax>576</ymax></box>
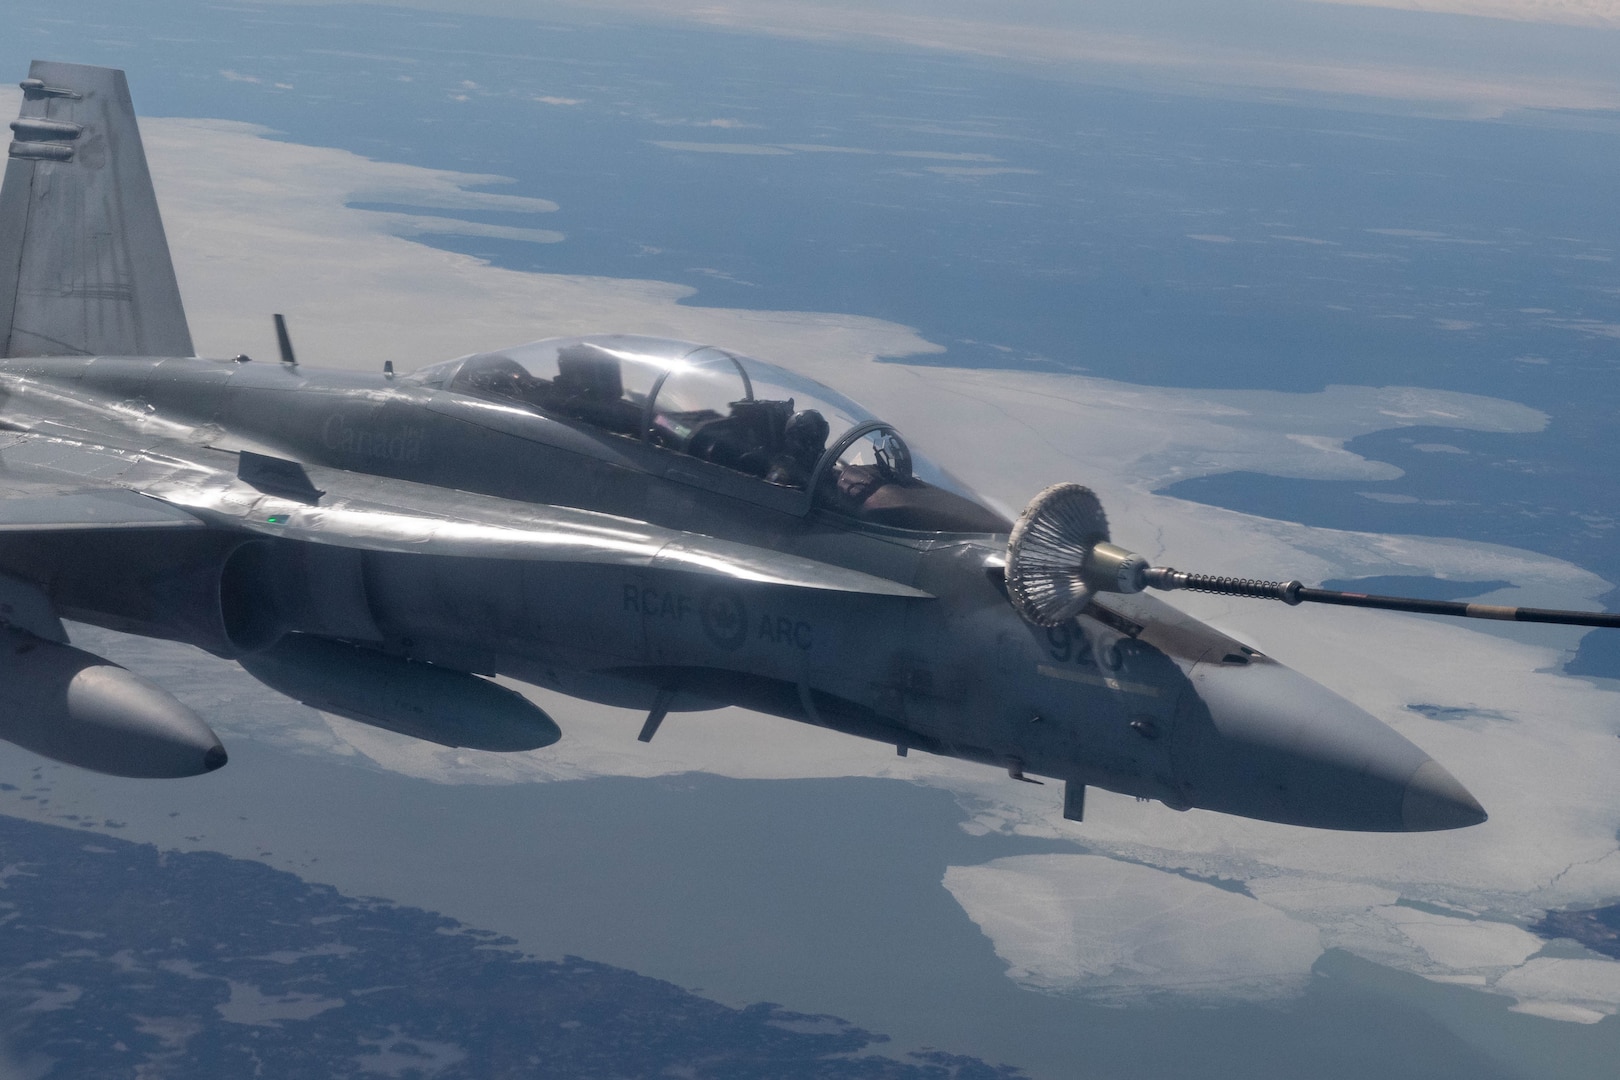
<box><xmin>411</xmin><ymin>335</ymin><xmax>1008</xmax><ymax>533</ymax></box>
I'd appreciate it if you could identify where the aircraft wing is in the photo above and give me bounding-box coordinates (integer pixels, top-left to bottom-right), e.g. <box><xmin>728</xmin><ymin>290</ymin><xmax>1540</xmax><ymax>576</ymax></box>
<box><xmin>0</xmin><ymin>377</ymin><xmax>930</xmax><ymax>599</ymax></box>
<box><xmin>0</xmin><ymin>428</ymin><xmax>203</xmax><ymax>531</ymax></box>
<box><xmin>147</xmin><ymin>453</ymin><xmax>931</xmax><ymax>598</ymax></box>
<box><xmin>0</xmin><ymin>483</ymin><xmax>204</xmax><ymax>532</ymax></box>
<box><xmin>0</xmin><ymin>423</ymin><xmax>931</xmax><ymax>598</ymax></box>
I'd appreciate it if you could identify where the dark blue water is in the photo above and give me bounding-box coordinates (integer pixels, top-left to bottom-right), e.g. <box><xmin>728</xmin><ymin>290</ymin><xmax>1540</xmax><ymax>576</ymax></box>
<box><xmin>5</xmin><ymin>2</ymin><xmax>1617</xmax><ymax>648</ymax></box>
<box><xmin>1534</xmin><ymin>902</ymin><xmax>1620</xmax><ymax>960</ymax></box>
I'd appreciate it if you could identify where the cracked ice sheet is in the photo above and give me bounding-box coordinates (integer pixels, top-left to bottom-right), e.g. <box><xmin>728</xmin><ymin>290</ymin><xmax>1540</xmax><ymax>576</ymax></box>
<box><xmin>52</xmin><ymin>100</ymin><xmax>1620</xmax><ymax>1016</ymax></box>
<box><xmin>942</xmin><ymin>855</ymin><xmax>1323</xmax><ymax>1001</ymax></box>
<box><xmin>1496</xmin><ymin>960</ymin><xmax>1620</xmax><ymax>1024</ymax></box>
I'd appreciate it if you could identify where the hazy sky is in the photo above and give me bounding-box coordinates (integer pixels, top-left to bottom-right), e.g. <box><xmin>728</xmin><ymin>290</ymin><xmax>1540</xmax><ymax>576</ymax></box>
<box><xmin>260</xmin><ymin>0</ymin><xmax>1620</xmax><ymax>115</ymax></box>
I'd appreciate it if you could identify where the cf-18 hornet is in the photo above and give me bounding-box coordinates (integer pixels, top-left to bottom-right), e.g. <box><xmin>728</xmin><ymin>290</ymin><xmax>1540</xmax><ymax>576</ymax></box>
<box><xmin>5</xmin><ymin>63</ymin><xmax>1612</xmax><ymax>830</ymax></box>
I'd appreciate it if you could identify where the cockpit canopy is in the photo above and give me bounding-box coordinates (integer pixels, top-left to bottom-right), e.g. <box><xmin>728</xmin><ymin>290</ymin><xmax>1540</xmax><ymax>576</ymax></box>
<box><xmin>411</xmin><ymin>335</ymin><xmax>1008</xmax><ymax>533</ymax></box>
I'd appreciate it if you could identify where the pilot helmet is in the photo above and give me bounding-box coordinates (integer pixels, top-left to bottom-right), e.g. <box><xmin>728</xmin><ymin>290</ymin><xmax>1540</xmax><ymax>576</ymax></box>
<box><xmin>784</xmin><ymin>408</ymin><xmax>830</xmax><ymax>452</ymax></box>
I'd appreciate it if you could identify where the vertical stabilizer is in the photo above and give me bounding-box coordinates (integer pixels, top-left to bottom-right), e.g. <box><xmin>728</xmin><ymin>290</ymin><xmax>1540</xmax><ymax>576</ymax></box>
<box><xmin>0</xmin><ymin>61</ymin><xmax>193</xmax><ymax>358</ymax></box>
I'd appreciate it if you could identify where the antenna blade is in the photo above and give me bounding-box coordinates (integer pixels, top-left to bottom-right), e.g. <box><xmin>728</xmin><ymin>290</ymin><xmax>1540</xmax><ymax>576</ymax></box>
<box><xmin>273</xmin><ymin>313</ymin><xmax>296</xmax><ymax>365</ymax></box>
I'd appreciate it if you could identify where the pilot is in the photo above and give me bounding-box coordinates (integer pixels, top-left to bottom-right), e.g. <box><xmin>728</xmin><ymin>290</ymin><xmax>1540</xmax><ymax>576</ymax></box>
<box><xmin>765</xmin><ymin>408</ymin><xmax>830</xmax><ymax>488</ymax></box>
<box><xmin>552</xmin><ymin>343</ymin><xmax>641</xmax><ymax>435</ymax></box>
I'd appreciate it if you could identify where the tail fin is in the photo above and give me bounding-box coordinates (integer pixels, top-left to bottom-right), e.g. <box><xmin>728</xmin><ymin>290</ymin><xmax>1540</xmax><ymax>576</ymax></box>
<box><xmin>0</xmin><ymin>61</ymin><xmax>193</xmax><ymax>358</ymax></box>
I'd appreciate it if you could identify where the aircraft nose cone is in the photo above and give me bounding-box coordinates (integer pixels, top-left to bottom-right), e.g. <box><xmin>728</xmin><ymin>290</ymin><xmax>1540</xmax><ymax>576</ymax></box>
<box><xmin>1175</xmin><ymin>658</ymin><xmax>1485</xmax><ymax>832</ymax></box>
<box><xmin>1401</xmin><ymin>759</ymin><xmax>1486</xmax><ymax>831</ymax></box>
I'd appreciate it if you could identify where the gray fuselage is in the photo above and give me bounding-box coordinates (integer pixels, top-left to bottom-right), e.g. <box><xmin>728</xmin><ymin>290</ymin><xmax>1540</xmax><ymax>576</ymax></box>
<box><xmin>0</xmin><ymin>351</ymin><xmax>1485</xmax><ymax>831</ymax></box>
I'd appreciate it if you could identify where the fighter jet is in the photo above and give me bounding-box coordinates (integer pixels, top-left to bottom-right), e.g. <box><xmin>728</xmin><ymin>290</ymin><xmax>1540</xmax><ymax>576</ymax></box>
<box><xmin>3</xmin><ymin>63</ymin><xmax>1611</xmax><ymax>832</ymax></box>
